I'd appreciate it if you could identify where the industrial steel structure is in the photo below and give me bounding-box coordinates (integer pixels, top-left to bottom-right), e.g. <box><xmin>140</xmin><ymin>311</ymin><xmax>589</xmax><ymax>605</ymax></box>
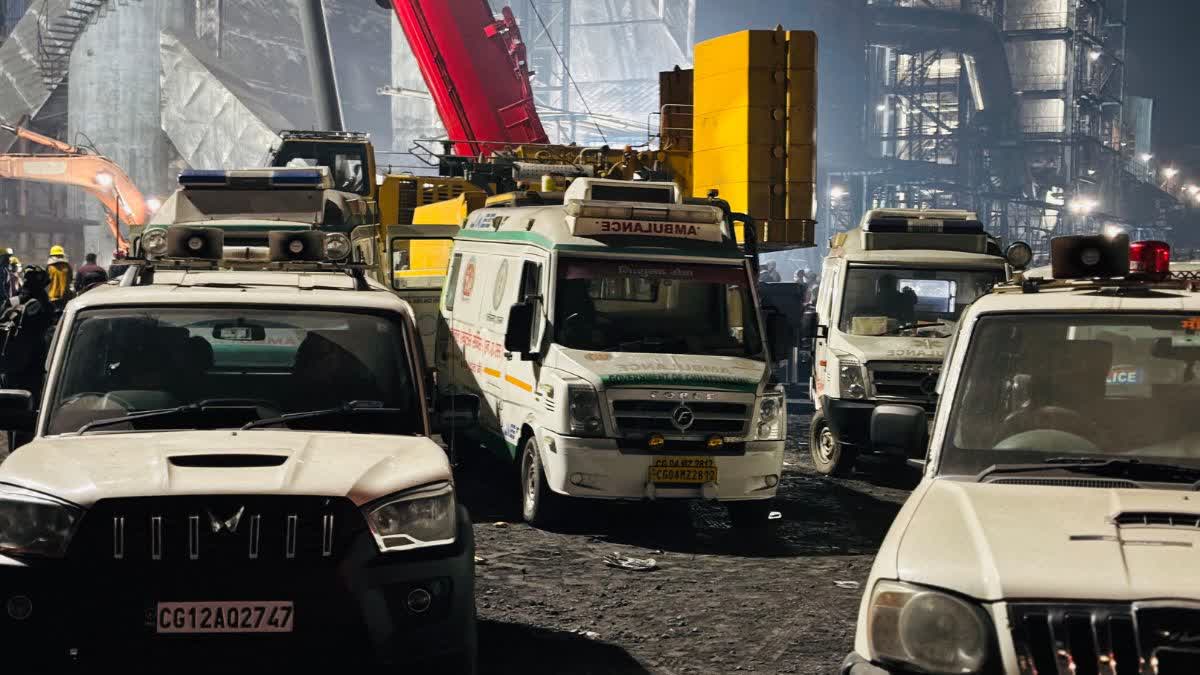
<box><xmin>821</xmin><ymin>0</ymin><xmax>1180</xmax><ymax>260</ymax></box>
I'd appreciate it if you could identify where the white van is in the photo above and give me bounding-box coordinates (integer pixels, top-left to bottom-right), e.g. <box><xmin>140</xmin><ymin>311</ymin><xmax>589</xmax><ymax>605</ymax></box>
<box><xmin>809</xmin><ymin>209</ymin><xmax>1008</xmax><ymax>476</ymax></box>
<box><xmin>437</xmin><ymin>178</ymin><xmax>786</xmax><ymax>528</ymax></box>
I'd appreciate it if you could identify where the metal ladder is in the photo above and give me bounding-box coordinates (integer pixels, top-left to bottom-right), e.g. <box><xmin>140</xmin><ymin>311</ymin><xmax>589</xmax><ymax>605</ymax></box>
<box><xmin>35</xmin><ymin>0</ymin><xmax>108</xmax><ymax>88</ymax></box>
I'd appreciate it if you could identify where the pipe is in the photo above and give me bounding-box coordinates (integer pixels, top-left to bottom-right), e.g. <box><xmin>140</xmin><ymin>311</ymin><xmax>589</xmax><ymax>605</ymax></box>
<box><xmin>298</xmin><ymin>0</ymin><xmax>345</xmax><ymax>131</ymax></box>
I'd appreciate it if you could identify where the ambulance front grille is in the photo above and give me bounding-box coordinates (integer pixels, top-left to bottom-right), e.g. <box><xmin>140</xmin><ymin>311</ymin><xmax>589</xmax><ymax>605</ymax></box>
<box><xmin>611</xmin><ymin>399</ymin><xmax>748</xmax><ymax>438</ymax></box>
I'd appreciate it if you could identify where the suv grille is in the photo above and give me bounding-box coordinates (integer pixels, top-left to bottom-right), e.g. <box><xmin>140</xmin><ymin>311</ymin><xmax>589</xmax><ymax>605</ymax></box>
<box><xmin>611</xmin><ymin>399</ymin><xmax>748</xmax><ymax>438</ymax></box>
<box><xmin>870</xmin><ymin>362</ymin><xmax>940</xmax><ymax>403</ymax></box>
<box><xmin>1010</xmin><ymin>602</ymin><xmax>1200</xmax><ymax>675</ymax></box>
<box><xmin>69</xmin><ymin>496</ymin><xmax>366</xmax><ymax>566</ymax></box>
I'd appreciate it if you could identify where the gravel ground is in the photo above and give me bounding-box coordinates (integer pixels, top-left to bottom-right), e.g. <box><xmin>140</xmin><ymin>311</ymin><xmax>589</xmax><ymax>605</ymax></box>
<box><xmin>461</xmin><ymin>404</ymin><xmax>917</xmax><ymax>675</ymax></box>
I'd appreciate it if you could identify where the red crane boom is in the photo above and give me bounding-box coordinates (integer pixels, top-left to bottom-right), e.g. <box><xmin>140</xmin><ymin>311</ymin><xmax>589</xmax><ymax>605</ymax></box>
<box><xmin>387</xmin><ymin>0</ymin><xmax>549</xmax><ymax>157</ymax></box>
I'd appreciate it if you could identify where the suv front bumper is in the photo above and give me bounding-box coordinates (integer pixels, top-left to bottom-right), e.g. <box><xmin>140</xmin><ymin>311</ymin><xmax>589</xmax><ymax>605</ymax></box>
<box><xmin>0</xmin><ymin>505</ymin><xmax>476</xmax><ymax>670</ymax></box>
<box><xmin>536</xmin><ymin>431</ymin><xmax>784</xmax><ymax>501</ymax></box>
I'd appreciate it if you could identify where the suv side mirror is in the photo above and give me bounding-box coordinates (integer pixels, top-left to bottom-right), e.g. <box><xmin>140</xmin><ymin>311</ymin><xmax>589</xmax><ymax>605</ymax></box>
<box><xmin>0</xmin><ymin>389</ymin><xmax>35</xmax><ymax>432</ymax></box>
<box><xmin>437</xmin><ymin>393</ymin><xmax>480</xmax><ymax>432</ymax></box>
<box><xmin>504</xmin><ymin>302</ymin><xmax>535</xmax><ymax>354</ymax></box>
<box><xmin>871</xmin><ymin>404</ymin><xmax>928</xmax><ymax>460</ymax></box>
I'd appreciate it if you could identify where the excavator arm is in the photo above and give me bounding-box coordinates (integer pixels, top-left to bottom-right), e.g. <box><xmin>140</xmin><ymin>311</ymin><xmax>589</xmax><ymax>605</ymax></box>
<box><xmin>387</xmin><ymin>0</ymin><xmax>548</xmax><ymax>157</ymax></box>
<box><xmin>0</xmin><ymin>154</ymin><xmax>142</xmax><ymax>251</ymax></box>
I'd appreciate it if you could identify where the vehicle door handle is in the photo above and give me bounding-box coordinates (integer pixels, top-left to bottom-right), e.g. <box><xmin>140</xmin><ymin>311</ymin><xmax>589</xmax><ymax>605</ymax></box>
<box><xmin>504</xmin><ymin>352</ymin><xmax>514</xmax><ymax>360</ymax></box>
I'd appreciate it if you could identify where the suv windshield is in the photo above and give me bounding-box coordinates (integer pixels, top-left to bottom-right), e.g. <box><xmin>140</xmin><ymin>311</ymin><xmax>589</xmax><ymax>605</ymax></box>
<box><xmin>46</xmin><ymin>307</ymin><xmax>419</xmax><ymax>436</ymax></box>
<box><xmin>941</xmin><ymin>313</ymin><xmax>1200</xmax><ymax>475</ymax></box>
<box><xmin>553</xmin><ymin>259</ymin><xmax>763</xmax><ymax>359</ymax></box>
<box><xmin>839</xmin><ymin>266</ymin><xmax>1001</xmax><ymax>337</ymax></box>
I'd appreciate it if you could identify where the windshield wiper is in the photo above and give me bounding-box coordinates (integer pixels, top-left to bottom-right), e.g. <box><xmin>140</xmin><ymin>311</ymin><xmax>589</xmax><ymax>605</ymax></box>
<box><xmin>75</xmin><ymin>398</ymin><xmax>281</xmax><ymax>435</ymax></box>
<box><xmin>977</xmin><ymin>457</ymin><xmax>1200</xmax><ymax>484</ymax></box>
<box><xmin>240</xmin><ymin>400</ymin><xmax>402</xmax><ymax>431</ymax></box>
<box><xmin>880</xmin><ymin>320</ymin><xmax>945</xmax><ymax>337</ymax></box>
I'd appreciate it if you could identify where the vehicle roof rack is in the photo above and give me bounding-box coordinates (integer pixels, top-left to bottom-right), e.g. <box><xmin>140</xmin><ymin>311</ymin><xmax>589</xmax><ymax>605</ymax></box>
<box><xmin>118</xmin><ymin>258</ymin><xmax>373</xmax><ymax>291</ymax></box>
<box><xmin>277</xmin><ymin>130</ymin><xmax>371</xmax><ymax>142</ymax></box>
<box><xmin>995</xmin><ymin>271</ymin><xmax>1200</xmax><ymax>295</ymax></box>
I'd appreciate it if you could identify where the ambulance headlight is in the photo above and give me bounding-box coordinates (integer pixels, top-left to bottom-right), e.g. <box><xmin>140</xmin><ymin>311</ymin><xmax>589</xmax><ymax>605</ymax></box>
<box><xmin>839</xmin><ymin>360</ymin><xmax>867</xmax><ymax>399</ymax></box>
<box><xmin>142</xmin><ymin>228</ymin><xmax>168</xmax><ymax>258</ymax></box>
<box><xmin>756</xmin><ymin>393</ymin><xmax>785</xmax><ymax>440</ymax></box>
<box><xmin>867</xmin><ymin>581</ymin><xmax>990</xmax><ymax>674</ymax></box>
<box><xmin>567</xmin><ymin>385</ymin><xmax>603</xmax><ymax>436</ymax></box>
<box><xmin>324</xmin><ymin>233</ymin><xmax>351</xmax><ymax>261</ymax></box>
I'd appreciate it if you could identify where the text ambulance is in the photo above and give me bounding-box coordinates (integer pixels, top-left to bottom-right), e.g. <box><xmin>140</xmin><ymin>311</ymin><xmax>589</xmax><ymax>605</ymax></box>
<box><xmin>438</xmin><ymin>178</ymin><xmax>785</xmax><ymax>528</ymax></box>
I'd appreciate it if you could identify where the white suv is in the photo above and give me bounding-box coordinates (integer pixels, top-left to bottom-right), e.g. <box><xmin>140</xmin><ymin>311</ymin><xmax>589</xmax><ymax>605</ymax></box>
<box><xmin>843</xmin><ymin>236</ymin><xmax>1200</xmax><ymax>675</ymax></box>
<box><xmin>0</xmin><ymin>231</ymin><xmax>476</xmax><ymax>672</ymax></box>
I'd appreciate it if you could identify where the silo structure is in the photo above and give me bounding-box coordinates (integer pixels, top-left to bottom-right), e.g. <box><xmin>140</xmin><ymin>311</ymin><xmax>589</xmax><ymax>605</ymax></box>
<box><xmin>67</xmin><ymin>0</ymin><xmax>172</xmax><ymax>263</ymax></box>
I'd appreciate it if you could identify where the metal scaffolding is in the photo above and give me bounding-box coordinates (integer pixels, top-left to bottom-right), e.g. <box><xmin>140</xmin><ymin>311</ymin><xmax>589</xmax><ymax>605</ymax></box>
<box><xmin>822</xmin><ymin>0</ymin><xmax>1178</xmax><ymax>261</ymax></box>
<box><xmin>504</xmin><ymin>0</ymin><xmax>695</xmax><ymax>147</ymax></box>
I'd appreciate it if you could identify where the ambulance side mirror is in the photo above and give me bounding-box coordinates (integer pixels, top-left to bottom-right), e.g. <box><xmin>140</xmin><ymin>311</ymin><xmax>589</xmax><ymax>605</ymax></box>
<box><xmin>505</xmin><ymin>302</ymin><xmax>536</xmax><ymax>356</ymax></box>
<box><xmin>798</xmin><ymin>310</ymin><xmax>818</xmax><ymax>339</ymax></box>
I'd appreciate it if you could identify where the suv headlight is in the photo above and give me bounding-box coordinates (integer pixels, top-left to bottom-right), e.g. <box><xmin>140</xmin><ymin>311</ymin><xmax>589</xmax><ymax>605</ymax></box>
<box><xmin>755</xmin><ymin>393</ymin><xmax>785</xmax><ymax>440</ymax></box>
<box><xmin>567</xmin><ymin>384</ymin><xmax>604</xmax><ymax>436</ymax></box>
<box><xmin>839</xmin><ymin>359</ymin><xmax>867</xmax><ymax>399</ymax></box>
<box><xmin>0</xmin><ymin>484</ymin><xmax>81</xmax><ymax>558</ymax></box>
<box><xmin>365</xmin><ymin>482</ymin><xmax>457</xmax><ymax>553</ymax></box>
<box><xmin>867</xmin><ymin>580</ymin><xmax>990</xmax><ymax>674</ymax></box>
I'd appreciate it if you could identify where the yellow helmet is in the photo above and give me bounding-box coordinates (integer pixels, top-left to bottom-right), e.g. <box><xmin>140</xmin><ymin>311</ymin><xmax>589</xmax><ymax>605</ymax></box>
<box><xmin>10</xmin><ymin>256</ymin><xmax>19</xmax><ymax>265</ymax></box>
<box><xmin>50</xmin><ymin>245</ymin><xmax>65</xmax><ymax>257</ymax></box>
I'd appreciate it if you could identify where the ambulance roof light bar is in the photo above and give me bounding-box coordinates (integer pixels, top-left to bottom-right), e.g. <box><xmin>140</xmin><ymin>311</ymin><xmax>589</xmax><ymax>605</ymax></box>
<box><xmin>863</xmin><ymin>213</ymin><xmax>985</xmax><ymax>235</ymax></box>
<box><xmin>178</xmin><ymin>167</ymin><xmax>333</xmax><ymax>190</ymax></box>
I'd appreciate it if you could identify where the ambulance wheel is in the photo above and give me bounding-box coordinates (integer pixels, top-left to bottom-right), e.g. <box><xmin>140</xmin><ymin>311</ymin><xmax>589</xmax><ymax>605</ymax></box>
<box><xmin>520</xmin><ymin>436</ymin><xmax>562</xmax><ymax>527</ymax></box>
<box><xmin>810</xmin><ymin>412</ymin><xmax>856</xmax><ymax>477</ymax></box>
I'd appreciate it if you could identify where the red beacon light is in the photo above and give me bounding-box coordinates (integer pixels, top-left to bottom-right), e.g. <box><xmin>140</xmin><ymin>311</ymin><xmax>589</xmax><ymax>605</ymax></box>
<box><xmin>1129</xmin><ymin>240</ymin><xmax>1171</xmax><ymax>281</ymax></box>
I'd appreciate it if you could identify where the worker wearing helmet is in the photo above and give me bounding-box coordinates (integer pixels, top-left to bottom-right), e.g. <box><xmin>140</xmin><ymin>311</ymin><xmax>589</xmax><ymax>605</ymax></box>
<box><xmin>46</xmin><ymin>244</ymin><xmax>73</xmax><ymax>309</ymax></box>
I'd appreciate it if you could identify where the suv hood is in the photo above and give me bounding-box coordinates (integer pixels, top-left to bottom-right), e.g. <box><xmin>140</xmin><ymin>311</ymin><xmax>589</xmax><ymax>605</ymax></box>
<box><xmin>898</xmin><ymin>480</ymin><xmax>1200</xmax><ymax>601</ymax></box>
<box><xmin>557</xmin><ymin>348</ymin><xmax>767</xmax><ymax>393</ymax></box>
<box><xmin>0</xmin><ymin>431</ymin><xmax>451</xmax><ymax>508</ymax></box>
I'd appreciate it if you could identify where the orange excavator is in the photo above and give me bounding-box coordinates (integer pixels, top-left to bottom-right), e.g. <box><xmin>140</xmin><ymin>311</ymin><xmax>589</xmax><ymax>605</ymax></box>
<box><xmin>0</xmin><ymin>123</ymin><xmax>147</xmax><ymax>252</ymax></box>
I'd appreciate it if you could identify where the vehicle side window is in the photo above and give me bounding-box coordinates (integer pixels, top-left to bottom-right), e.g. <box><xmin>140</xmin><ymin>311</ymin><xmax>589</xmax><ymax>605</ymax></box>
<box><xmin>444</xmin><ymin>253</ymin><xmax>463</xmax><ymax>312</ymax></box>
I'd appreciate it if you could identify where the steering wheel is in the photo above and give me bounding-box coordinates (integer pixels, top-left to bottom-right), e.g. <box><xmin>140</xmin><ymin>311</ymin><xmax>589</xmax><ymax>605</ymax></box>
<box><xmin>997</xmin><ymin>405</ymin><xmax>1100</xmax><ymax>446</ymax></box>
<box><xmin>59</xmin><ymin>392</ymin><xmax>135</xmax><ymax>411</ymax></box>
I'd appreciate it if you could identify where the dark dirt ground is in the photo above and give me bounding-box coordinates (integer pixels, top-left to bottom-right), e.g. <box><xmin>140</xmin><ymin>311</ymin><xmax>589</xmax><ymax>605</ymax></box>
<box><xmin>461</xmin><ymin>403</ymin><xmax>918</xmax><ymax>675</ymax></box>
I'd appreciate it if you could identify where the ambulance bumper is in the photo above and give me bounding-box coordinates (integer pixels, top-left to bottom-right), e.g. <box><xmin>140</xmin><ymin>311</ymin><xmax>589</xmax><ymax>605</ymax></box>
<box><xmin>534</xmin><ymin>431</ymin><xmax>784</xmax><ymax>501</ymax></box>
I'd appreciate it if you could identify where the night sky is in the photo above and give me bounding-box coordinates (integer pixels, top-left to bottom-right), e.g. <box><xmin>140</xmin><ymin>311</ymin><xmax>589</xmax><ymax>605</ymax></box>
<box><xmin>1126</xmin><ymin>1</ymin><xmax>1200</xmax><ymax>156</ymax></box>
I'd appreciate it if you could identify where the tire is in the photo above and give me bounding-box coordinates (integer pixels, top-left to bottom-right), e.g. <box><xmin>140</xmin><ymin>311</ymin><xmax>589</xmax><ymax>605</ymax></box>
<box><xmin>810</xmin><ymin>411</ymin><xmax>856</xmax><ymax>477</ymax></box>
<box><xmin>727</xmin><ymin>500</ymin><xmax>775</xmax><ymax>530</ymax></box>
<box><xmin>519</xmin><ymin>436</ymin><xmax>562</xmax><ymax>527</ymax></box>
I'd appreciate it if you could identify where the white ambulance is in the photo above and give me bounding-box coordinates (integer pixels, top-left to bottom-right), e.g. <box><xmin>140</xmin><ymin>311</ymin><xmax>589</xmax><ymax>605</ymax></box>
<box><xmin>437</xmin><ymin>178</ymin><xmax>786</xmax><ymax>528</ymax></box>
<box><xmin>843</xmin><ymin>235</ymin><xmax>1200</xmax><ymax>675</ymax></box>
<box><xmin>808</xmin><ymin>209</ymin><xmax>1009</xmax><ymax>476</ymax></box>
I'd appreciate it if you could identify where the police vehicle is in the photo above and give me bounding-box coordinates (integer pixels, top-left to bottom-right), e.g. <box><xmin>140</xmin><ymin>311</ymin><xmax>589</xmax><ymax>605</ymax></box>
<box><xmin>808</xmin><ymin>209</ymin><xmax>1009</xmax><ymax>476</ymax></box>
<box><xmin>843</xmin><ymin>235</ymin><xmax>1200</xmax><ymax>675</ymax></box>
<box><xmin>0</xmin><ymin>226</ymin><xmax>477</xmax><ymax>671</ymax></box>
<box><xmin>438</xmin><ymin>178</ymin><xmax>786</xmax><ymax>528</ymax></box>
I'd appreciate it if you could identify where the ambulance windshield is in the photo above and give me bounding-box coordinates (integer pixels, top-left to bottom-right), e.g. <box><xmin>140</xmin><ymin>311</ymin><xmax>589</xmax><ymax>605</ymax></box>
<box><xmin>942</xmin><ymin>313</ymin><xmax>1200</xmax><ymax>476</ymax></box>
<box><xmin>554</xmin><ymin>260</ymin><xmax>763</xmax><ymax>359</ymax></box>
<box><xmin>840</xmin><ymin>266</ymin><xmax>1001</xmax><ymax>337</ymax></box>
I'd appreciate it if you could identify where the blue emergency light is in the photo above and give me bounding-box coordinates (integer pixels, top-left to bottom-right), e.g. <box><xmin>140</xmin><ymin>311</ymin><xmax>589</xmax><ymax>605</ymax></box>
<box><xmin>177</xmin><ymin>169</ymin><xmax>229</xmax><ymax>187</ymax></box>
<box><xmin>269</xmin><ymin>169</ymin><xmax>324</xmax><ymax>186</ymax></box>
<box><xmin>864</xmin><ymin>217</ymin><xmax>985</xmax><ymax>235</ymax></box>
